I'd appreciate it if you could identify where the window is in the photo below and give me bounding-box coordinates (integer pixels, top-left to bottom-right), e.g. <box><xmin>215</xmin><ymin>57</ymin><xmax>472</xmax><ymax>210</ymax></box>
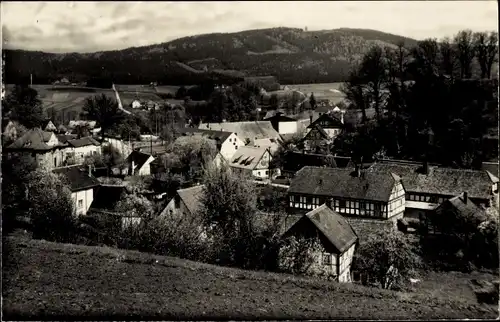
<box><xmin>322</xmin><ymin>253</ymin><xmax>332</xmax><ymax>265</ymax></box>
<box><xmin>339</xmin><ymin>200</ymin><xmax>346</xmax><ymax>208</ymax></box>
<box><xmin>257</xmin><ymin>171</ymin><xmax>260</xmax><ymax>176</ymax></box>
<box><xmin>229</xmin><ymin>138</ymin><xmax>232</xmax><ymax>142</ymax></box>
<box><xmin>265</xmin><ymin>170</ymin><xmax>269</xmax><ymax>175</ymax></box>
<box><xmin>77</xmin><ymin>199</ymin><xmax>83</xmax><ymax>208</ymax></box>
<box><xmin>235</xmin><ymin>146</ymin><xmax>238</xmax><ymax>149</ymax></box>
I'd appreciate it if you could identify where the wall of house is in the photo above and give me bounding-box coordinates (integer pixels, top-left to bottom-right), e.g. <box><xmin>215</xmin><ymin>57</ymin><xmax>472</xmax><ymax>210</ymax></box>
<box><xmin>338</xmin><ymin>243</ymin><xmax>356</xmax><ymax>283</ymax></box>
<box><xmin>103</xmin><ymin>138</ymin><xmax>133</xmax><ymax>158</ymax></box>
<box><xmin>72</xmin><ymin>188</ymin><xmax>94</xmax><ymax>216</ymax></box>
<box><xmin>65</xmin><ymin>145</ymin><xmax>102</xmax><ymax>164</ymax></box>
<box><xmin>323</xmin><ymin>128</ymin><xmax>342</xmax><ymax>139</ymax></box>
<box><xmin>388</xmin><ymin>182</ymin><xmax>405</xmax><ymax>218</ymax></box>
<box><xmin>278</xmin><ymin>121</ymin><xmax>299</xmax><ymax>134</ymax></box>
<box><xmin>221</xmin><ymin>133</ymin><xmax>245</xmax><ymax>160</ymax></box>
<box><xmin>137</xmin><ymin>157</ymin><xmax>154</xmax><ymax>176</ymax></box>
<box><xmin>35</xmin><ymin>149</ymin><xmax>67</xmax><ymax>170</ymax></box>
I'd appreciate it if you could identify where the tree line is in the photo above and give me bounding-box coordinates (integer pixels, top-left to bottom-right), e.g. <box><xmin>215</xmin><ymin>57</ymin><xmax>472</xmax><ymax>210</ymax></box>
<box><xmin>337</xmin><ymin>29</ymin><xmax>498</xmax><ymax>168</ymax></box>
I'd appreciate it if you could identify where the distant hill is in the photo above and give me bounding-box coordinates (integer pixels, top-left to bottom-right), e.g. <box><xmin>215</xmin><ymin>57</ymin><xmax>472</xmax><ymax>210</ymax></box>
<box><xmin>3</xmin><ymin>27</ymin><xmax>418</xmax><ymax>85</ymax></box>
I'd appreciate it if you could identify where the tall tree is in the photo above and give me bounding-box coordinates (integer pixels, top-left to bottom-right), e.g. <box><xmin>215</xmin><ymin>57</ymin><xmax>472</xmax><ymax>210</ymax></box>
<box><xmin>309</xmin><ymin>92</ymin><xmax>316</xmax><ymax>110</ymax></box>
<box><xmin>474</xmin><ymin>31</ymin><xmax>499</xmax><ymax>79</ymax></box>
<box><xmin>359</xmin><ymin>46</ymin><xmax>387</xmax><ymax>120</ymax></box>
<box><xmin>82</xmin><ymin>93</ymin><xmax>123</xmax><ymax>138</ymax></box>
<box><xmin>454</xmin><ymin>30</ymin><xmax>476</xmax><ymax>79</ymax></box>
<box><xmin>4</xmin><ymin>85</ymin><xmax>45</xmax><ymax>129</ymax></box>
<box><xmin>341</xmin><ymin>69</ymin><xmax>369</xmax><ymax>123</ymax></box>
<box><xmin>439</xmin><ymin>36</ymin><xmax>458</xmax><ymax>79</ymax></box>
<box><xmin>410</xmin><ymin>39</ymin><xmax>440</xmax><ymax>78</ymax></box>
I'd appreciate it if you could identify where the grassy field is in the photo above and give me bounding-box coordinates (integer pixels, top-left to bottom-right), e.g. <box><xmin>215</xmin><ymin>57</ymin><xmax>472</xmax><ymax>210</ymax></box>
<box><xmin>286</xmin><ymin>82</ymin><xmax>345</xmax><ymax>104</ymax></box>
<box><xmin>2</xmin><ymin>233</ymin><xmax>497</xmax><ymax>320</ymax></box>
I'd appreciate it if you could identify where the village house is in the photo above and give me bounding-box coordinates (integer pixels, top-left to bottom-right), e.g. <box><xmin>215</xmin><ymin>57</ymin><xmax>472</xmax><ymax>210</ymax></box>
<box><xmin>125</xmin><ymin>150</ymin><xmax>155</xmax><ymax>176</ymax></box>
<box><xmin>63</xmin><ymin>136</ymin><xmax>102</xmax><ymax>165</ymax></box>
<box><xmin>53</xmin><ymin>165</ymin><xmax>101</xmax><ymax>216</ymax></box>
<box><xmin>198</xmin><ymin>120</ymin><xmax>281</xmax><ymax>145</ymax></box>
<box><xmin>369</xmin><ymin>160</ymin><xmax>499</xmax><ymax>221</ymax></box>
<box><xmin>263</xmin><ymin>112</ymin><xmax>307</xmax><ymax>135</ymax></box>
<box><xmin>178</xmin><ymin>127</ymin><xmax>245</xmax><ymax>161</ymax></box>
<box><xmin>307</xmin><ymin>112</ymin><xmax>344</xmax><ymax>138</ymax></box>
<box><xmin>229</xmin><ymin>146</ymin><xmax>278</xmax><ymax>180</ymax></box>
<box><xmin>6</xmin><ymin>128</ymin><xmax>68</xmax><ymax>169</ymax></box>
<box><xmin>280</xmin><ymin>204</ymin><xmax>358</xmax><ymax>282</ymax></box>
<box><xmin>287</xmin><ymin>166</ymin><xmax>405</xmax><ymax>221</ymax></box>
<box><xmin>160</xmin><ymin>185</ymin><xmax>204</xmax><ymax>220</ymax></box>
<box><xmin>41</xmin><ymin>119</ymin><xmax>58</xmax><ymax>132</ymax></box>
<box><xmin>250</xmin><ymin>138</ymin><xmax>281</xmax><ymax>155</ymax></box>
<box><xmin>427</xmin><ymin>192</ymin><xmax>489</xmax><ymax>235</ymax></box>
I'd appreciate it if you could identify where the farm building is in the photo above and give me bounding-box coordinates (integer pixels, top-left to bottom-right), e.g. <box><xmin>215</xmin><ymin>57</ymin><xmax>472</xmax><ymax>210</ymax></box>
<box><xmin>177</xmin><ymin>127</ymin><xmax>245</xmax><ymax>161</ymax></box>
<box><xmin>159</xmin><ymin>185</ymin><xmax>204</xmax><ymax>220</ymax></box>
<box><xmin>229</xmin><ymin>146</ymin><xmax>277</xmax><ymax>180</ymax></box>
<box><xmin>369</xmin><ymin>160</ymin><xmax>499</xmax><ymax>221</ymax></box>
<box><xmin>63</xmin><ymin>136</ymin><xmax>102</xmax><ymax>165</ymax></box>
<box><xmin>6</xmin><ymin>128</ymin><xmax>68</xmax><ymax>170</ymax></box>
<box><xmin>280</xmin><ymin>204</ymin><xmax>358</xmax><ymax>282</ymax></box>
<box><xmin>280</xmin><ymin>151</ymin><xmax>354</xmax><ymax>176</ymax></box>
<box><xmin>53</xmin><ymin>165</ymin><xmax>101</xmax><ymax>216</ymax></box>
<box><xmin>198</xmin><ymin>121</ymin><xmax>281</xmax><ymax>144</ymax></box>
<box><xmin>288</xmin><ymin>166</ymin><xmax>405</xmax><ymax>221</ymax></box>
<box><xmin>125</xmin><ymin>150</ymin><xmax>155</xmax><ymax>176</ymax></box>
<box><xmin>263</xmin><ymin>112</ymin><xmax>307</xmax><ymax>135</ymax></box>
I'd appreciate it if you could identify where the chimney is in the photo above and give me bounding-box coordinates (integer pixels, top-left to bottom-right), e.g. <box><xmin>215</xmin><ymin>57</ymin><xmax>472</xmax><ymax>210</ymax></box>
<box><xmin>463</xmin><ymin>191</ymin><xmax>468</xmax><ymax>204</ymax></box>
<box><xmin>309</xmin><ymin>115</ymin><xmax>313</xmax><ymax>124</ymax></box>
<box><xmin>423</xmin><ymin>160</ymin><xmax>429</xmax><ymax>175</ymax></box>
<box><xmin>88</xmin><ymin>165</ymin><xmax>92</xmax><ymax>177</ymax></box>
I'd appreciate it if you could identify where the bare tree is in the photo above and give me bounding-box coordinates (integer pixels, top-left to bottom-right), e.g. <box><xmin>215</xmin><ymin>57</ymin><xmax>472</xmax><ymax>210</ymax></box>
<box><xmin>359</xmin><ymin>46</ymin><xmax>387</xmax><ymax>120</ymax></box>
<box><xmin>340</xmin><ymin>68</ymin><xmax>369</xmax><ymax>123</ymax></box>
<box><xmin>439</xmin><ymin>36</ymin><xmax>458</xmax><ymax>79</ymax></box>
<box><xmin>454</xmin><ymin>30</ymin><xmax>476</xmax><ymax>79</ymax></box>
<box><xmin>474</xmin><ymin>31</ymin><xmax>499</xmax><ymax>79</ymax></box>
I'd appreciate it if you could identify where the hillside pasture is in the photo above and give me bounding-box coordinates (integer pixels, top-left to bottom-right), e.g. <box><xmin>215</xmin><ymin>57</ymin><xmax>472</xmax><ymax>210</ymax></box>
<box><xmin>114</xmin><ymin>84</ymin><xmax>157</xmax><ymax>93</ymax></box>
<box><xmin>286</xmin><ymin>82</ymin><xmax>345</xmax><ymax>103</ymax></box>
<box><xmin>2</xmin><ymin>234</ymin><xmax>497</xmax><ymax>320</ymax></box>
<box><xmin>117</xmin><ymin>91</ymin><xmax>164</xmax><ymax>108</ymax></box>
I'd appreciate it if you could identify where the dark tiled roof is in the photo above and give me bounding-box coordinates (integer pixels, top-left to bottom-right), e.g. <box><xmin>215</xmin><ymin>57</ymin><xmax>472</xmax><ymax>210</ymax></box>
<box><xmin>177</xmin><ymin>185</ymin><xmax>204</xmax><ymax>215</ymax></box>
<box><xmin>178</xmin><ymin>127</ymin><xmax>232</xmax><ymax>143</ymax></box>
<box><xmin>370</xmin><ymin>162</ymin><xmax>495</xmax><ymax>200</ymax></box>
<box><xmin>230</xmin><ymin>146</ymin><xmax>269</xmax><ymax>170</ymax></box>
<box><xmin>435</xmin><ymin>193</ymin><xmax>488</xmax><ymax>222</ymax></box>
<box><xmin>307</xmin><ymin>113</ymin><xmax>344</xmax><ymax>129</ymax></box>
<box><xmin>90</xmin><ymin>185</ymin><xmax>127</xmax><ymax>210</ymax></box>
<box><xmin>303</xmin><ymin>124</ymin><xmax>330</xmax><ymax>140</ymax></box>
<box><xmin>67</xmin><ymin>136</ymin><xmax>100</xmax><ymax>148</ymax></box>
<box><xmin>56</xmin><ymin>134</ymin><xmax>78</xmax><ymax>144</ymax></box>
<box><xmin>346</xmin><ymin>217</ymin><xmax>395</xmax><ymax>243</ymax></box>
<box><xmin>285</xmin><ymin>204</ymin><xmax>358</xmax><ymax>253</ymax></box>
<box><xmin>263</xmin><ymin>113</ymin><xmax>297</xmax><ymax>122</ymax></box>
<box><xmin>126</xmin><ymin>150</ymin><xmax>154</xmax><ymax>170</ymax></box>
<box><xmin>199</xmin><ymin>121</ymin><xmax>280</xmax><ymax>141</ymax></box>
<box><xmin>282</xmin><ymin>151</ymin><xmax>340</xmax><ymax>173</ymax></box>
<box><xmin>288</xmin><ymin>166</ymin><xmax>400</xmax><ymax>202</ymax></box>
<box><xmin>7</xmin><ymin>128</ymin><xmax>61</xmax><ymax>151</ymax></box>
<box><xmin>53</xmin><ymin>165</ymin><xmax>100</xmax><ymax>192</ymax></box>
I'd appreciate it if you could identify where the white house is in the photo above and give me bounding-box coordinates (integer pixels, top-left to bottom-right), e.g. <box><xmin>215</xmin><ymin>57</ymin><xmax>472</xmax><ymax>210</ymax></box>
<box><xmin>178</xmin><ymin>128</ymin><xmax>245</xmax><ymax>161</ymax></box>
<box><xmin>42</xmin><ymin>120</ymin><xmax>58</xmax><ymax>132</ymax></box>
<box><xmin>125</xmin><ymin>150</ymin><xmax>155</xmax><ymax>176</ymax></box>
<box><xmin>280</xmin><ymin>204</ymin><xmax>358</xmax><ymax>282</ymax></box>
<box><xmin>53</xmin><ymin>165</ymin><xmax>101</xmax><ymax>216</ymax></box>
<box><xmin>131</xmin><ymin>100</ymin><xmax>142</xmax><ymax>109</ymax></box>
<box><xmin>229</xmin><ymin>146</ymin><xmax>278</xmax><ymax>179</ymax></box>
<box><xmin>64</xmin><ymin>136</ymin><xmax>102</xmax><ymax>165</ymax></box>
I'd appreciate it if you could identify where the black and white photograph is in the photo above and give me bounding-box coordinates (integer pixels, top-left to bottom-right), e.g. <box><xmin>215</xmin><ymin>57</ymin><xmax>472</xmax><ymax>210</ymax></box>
<box><xmin>1</xmin><ymin>1</ymin><xmax>499</xmax><ymax>320</ymax></box>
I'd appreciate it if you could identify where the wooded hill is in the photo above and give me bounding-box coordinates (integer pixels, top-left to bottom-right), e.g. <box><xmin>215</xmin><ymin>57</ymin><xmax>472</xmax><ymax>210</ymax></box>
<box><xmin>3</xmin><ymin>27</ymin><xmax>418</xmax><ymax>85</ymax></box>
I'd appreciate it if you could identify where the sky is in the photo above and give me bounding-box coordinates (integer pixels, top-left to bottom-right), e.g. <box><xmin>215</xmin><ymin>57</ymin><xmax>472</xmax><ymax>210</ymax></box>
<box><xmin>1</xmin><ymin>1</ymin><xmax>498</xmax><ymax>53</ymax></box>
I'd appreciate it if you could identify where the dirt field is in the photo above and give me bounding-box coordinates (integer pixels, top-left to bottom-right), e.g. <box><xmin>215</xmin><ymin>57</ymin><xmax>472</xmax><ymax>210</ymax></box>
<box><xmin>2</xmin><ymin>234</ymin><xmax>497</xmax><ymax>320</ymax></box>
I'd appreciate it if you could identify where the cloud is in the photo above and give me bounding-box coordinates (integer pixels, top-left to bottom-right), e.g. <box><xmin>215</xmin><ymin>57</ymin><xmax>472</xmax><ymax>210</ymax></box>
<box><xmin>1</xmin><ymin>1</ymin><xmax>498</xmax><ymax>53</ymax></box>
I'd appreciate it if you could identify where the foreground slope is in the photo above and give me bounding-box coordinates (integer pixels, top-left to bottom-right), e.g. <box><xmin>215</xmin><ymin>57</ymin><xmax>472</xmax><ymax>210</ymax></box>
<box><xmin>2</xmin><ymin>234</ymin><xmax>497</xmax><ymax>320</ymax></box>
<box><xmin>3</xmin><ymin>27</ymin><xmax>417</xmax><ymax>85</ymax></box>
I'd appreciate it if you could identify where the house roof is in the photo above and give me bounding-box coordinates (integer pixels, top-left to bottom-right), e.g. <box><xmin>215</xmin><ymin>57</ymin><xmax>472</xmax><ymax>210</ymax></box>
<box><xmin>307</xmin><ymin>113</ymin><xmax>344</xmax><ymax>129</ymax></box>
<box><xmin>178</xmin><ymin>127</ymin><xmax>233</xmax><ymax>143</ymax></box>
<box><xmin>90</xmin><ymin>185</ymin><xmax>127</xmax><ymax>210</ymax></box>
<box><xmin>285</xmin><ymin>204</ymin><xmax>358</xmax><ymax>253</ymax></box>
<box><xmin>56</xmin><ymin>134</ymin><xmax>78</xmax><ymax>144</ymax></box>
<box><xmin>369</xmin><ymin>162</ymin><xmax>495</xmax><ymax>200</ymax></box>
<box><xmin>482</xmin><ymin>162</ymin><xmax>499</xmax><ymax>179</ymax></box>
<box><xmin>304</xmin><ymin>124</ymin><xmax>330</xmax><ymax>140</ymax></box>
<box><xmin>263</xmin><ymin>109</ymin><xmax>287</xmax><ymax>120</ymax></box>
<box><xmin>251</xmin><ymin>138</ymin><xmax>280</xmax><ymax>153</ymax></box>
<box><xmin>177</xmin><ymin>185</ymin><xmax>204</xmax><ymax>216</ymax></box>
<box><xmin>126</xmin><ymin>150</ymin><xmax>154</xmax><ymax>170</ymax></box>
<box><xmin>229</xmin><ymin>146</ymin><xmax>269</xmax><ymax>171</ymax></box>
<box><xmin>67</xmin><ymin>136</ymin><xmax>101</xmax><ymax>148</ymax></box>
<box><xmin>282</xmin><ymin>151</ymin><xmax>347</xmax><ymax>173</ymax></box>
<box><xmin>53</xmin><ymin>165</ymin><xmax>100</xmax><ymax>192</ymax></box>
<box><xmin>288</xmin><ymin>166</ymin><xmax>401</xmax><ymax>202</ymax></box>
<box><xmin>345</xmin><ymin>217</ymin><xmax>395</xmax><ymax>243</ymax></box>
<box><xmin>199</xmin><ymin>121</ymin><xmax>280</xmax><ymax>142</ymax></box>
<box><xmin>263</xmin><ymin>112</ymin><xmax>297</xmax><ymax>122</ymax></box>
<box><xmin>435</xmin><ymin>193</ymin><xmax>488</xmax><ymax>222</ymax></box>
<box><xmin>41</xmin><ymin>119</ymin><xmax>56</xmax><ymax>130</ymax></box>
<box><xmin>7</xmin><ymin>128</ymin><xmax>60</xmax><ymax>151</ymax></box>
